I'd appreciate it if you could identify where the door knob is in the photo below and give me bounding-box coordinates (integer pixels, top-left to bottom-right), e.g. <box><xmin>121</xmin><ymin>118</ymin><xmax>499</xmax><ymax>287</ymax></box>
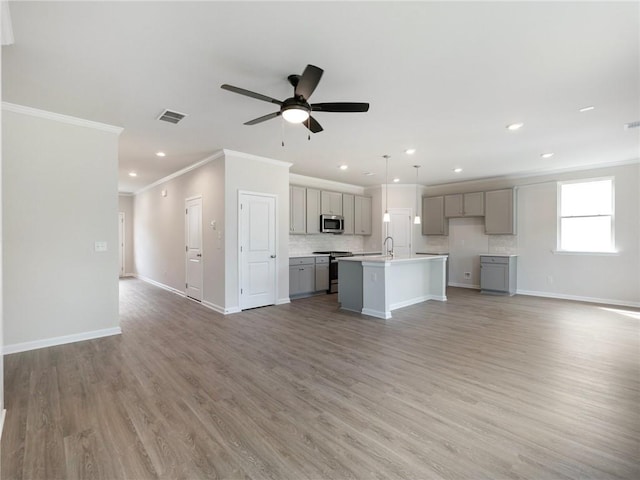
<box><xmin>270</xmin><ymin>254</ymin><xmax>277</xmax><ymax>258</ymax></box>
<box><xmin>197</xmin><ymin>254</ymin><xmax>202</xmax><ymax>257</ymax></box>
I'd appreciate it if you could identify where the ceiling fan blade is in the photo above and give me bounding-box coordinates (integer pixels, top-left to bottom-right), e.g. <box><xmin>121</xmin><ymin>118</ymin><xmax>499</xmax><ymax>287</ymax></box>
<box><xmin>221</xmin><ymin>84</ymin><xmax>283</xmax><ymax>105</ymax></box>
<box><xmin>295</xmin><ymin>64</ymin><xmax>323</xmax><ymax>100</ymax></box>
<box><xmin>244</xmin><ymin>111</ymin><xmax>281</xmax><ymax>125</ymax></box>
<box><xmin>311</xmin><ymin>102</ymin><xmax>370</xmax><ymax>113</ymax></box>
<box><xmin>304</xmin><ymin>116</ymin><xmax>323</xmax><ymax>133</ymax></box>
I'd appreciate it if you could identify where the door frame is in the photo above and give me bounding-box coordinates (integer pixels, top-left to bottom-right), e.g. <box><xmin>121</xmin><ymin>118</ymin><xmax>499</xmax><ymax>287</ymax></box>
<box><xmin>237</xmin><ymin>190</ymin><xmax>278</xmax><ymax>309</ymax></box>
<box><xmin>185</xmin><ymin>195</ymin><xmax>203</xmax><ymax>301</ymax></box>
<box><xmin>118</xmin><ymin>212</ymin><xmax>125</xmax><ymax>277</ymax></box>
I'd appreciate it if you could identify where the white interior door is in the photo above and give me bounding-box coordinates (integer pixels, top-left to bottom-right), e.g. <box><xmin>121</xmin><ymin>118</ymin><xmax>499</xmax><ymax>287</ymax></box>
<box><xmin>185</xmin><ymin>196</ymin><xmax>203</xmax><ymax>301</ymax></box>
<box><xmin>389</xmin><ymin>208</ymin><xmax>412</xmax><ymax>256</ymax></box>
<box><xmin>118</xmin><ymin>212</ymin><xmax>125</xmax><ymax>277</ymax></box>
<box><xmin>239</xmin><ymin>192</ymin><xmax>276</xmax><ymax>310</ymax></box>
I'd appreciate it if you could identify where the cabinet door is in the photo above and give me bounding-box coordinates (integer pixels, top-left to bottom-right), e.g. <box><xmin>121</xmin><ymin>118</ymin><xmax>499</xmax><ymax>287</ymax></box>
<box><xmin>480</xmin><ymin>263</ymin><xmax>508</xmax><ymax>292</ymax></box>
<box><xmin>444</xmin><ymin>194</ymin><xmax>463</xmax><ymax>217</ymax></box>
<box><xmin>354</xmin><ymin>196</ymin><xmax>372</xmax><ymax>235</ymax></box>
<box><xmin>485</xmin><ymin>189</ymin><xmax>516</xmax><ymax>234</ymax></box>
<box><xmin>321</xmin><ymin>191</ymin><xmax>343</xmax><ymax>215</ymax></box>
<box><xmin>463</xmin><ymin>192</ymin><xmax>485</xmax><ymax>216</ymax></box>
<box><xmin>315</xmin><ymin>263</ymin><xmax>329</xmax><ymax>291</ymax></box>
<box><xmin>306</xmin><ymin>188</ymin><xmax>321</xmax><ymax>234</ymax></box>
<box><xmin>422</xmin><ymin>196</ymin><xmax>448</xmax><ymax>235</ymax></box>
<box><xmin>289</xmin><ymin>186</ymin><xmax>306</xmax><ymax>234</ymax></box>
<box><xmin>298</xmin><ymin>265</ymin><xmax>316</xmax><ymax>293</ymax></box>
<box><xmin>289</xmin><ymin>265</ymin><xmax>301</xmax><ymax>296</ymax></box>
<box><xmin>342</xmin><ymin>193</ymin><xmax>355</xmax><ymax>235</ymax></box>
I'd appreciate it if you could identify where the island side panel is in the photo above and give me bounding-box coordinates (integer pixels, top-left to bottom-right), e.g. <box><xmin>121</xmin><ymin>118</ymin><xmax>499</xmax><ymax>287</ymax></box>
<box><xmin>388</xmin><ymin>260</ymin><xmax>432</xmax><ymax>311</ymax></box>
<box><xmin>338</xmin><ymin>260</ymin><xmax>363</xmax><ymax>313</ymax></box>
<box><xmin>429</xmin><ymin>257</ymin><xmax>447</xmax><ymax>301</ymax></box>
<box><xmin>362</xmin><ymin>262</ymin><xmax>391</xmax><ymax>319</ymax></box>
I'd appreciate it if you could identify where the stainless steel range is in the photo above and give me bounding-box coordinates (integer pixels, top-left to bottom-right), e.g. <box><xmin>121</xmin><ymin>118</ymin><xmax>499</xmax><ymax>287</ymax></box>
<box><xmin>313</xmin><ymin>251</ymin><xmax>353</xmax><ymax>293</ymax></box>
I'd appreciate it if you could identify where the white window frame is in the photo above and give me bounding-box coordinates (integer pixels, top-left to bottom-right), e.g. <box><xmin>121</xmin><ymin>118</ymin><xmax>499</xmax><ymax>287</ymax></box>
<box><xmin>556</xmin><ymin>176</ymin><xmax>616</xmax><ymax>254</ymax></box>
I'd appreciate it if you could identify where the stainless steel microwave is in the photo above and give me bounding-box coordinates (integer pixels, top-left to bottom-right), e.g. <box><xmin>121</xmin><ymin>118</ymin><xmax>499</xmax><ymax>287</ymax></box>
<box><xmin>320</xmin><ymin>214</ymin><xmax>344</xmax><ymax>234</ymax></box>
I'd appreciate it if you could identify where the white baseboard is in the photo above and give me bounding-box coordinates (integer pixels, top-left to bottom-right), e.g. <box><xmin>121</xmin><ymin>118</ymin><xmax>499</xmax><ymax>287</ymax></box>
<box><xmin>516</xmin><ymin>289</ymin><xmax>640</xmax><ymax>308</ymax></box>
<box><xmin>3</xmin><ymin>327</ymin><xmax>122</xmax><ymax>355</ymax></box>
<box><xmin>361</xmin><ymin>308</ymin><xmax>391</xmax><ymax>319</ymax></box>
<box><xmin>276</xmin><ymin>297</ymin><xmax>291</xmax><ymax>305</ymax></box>
<box><xmin>0</xmin><ymin>409</ymin><xmax>6</xmax><ymax>441</ymax></box>
<box><xmin>201</xmin><ymin>300</ymin><xmax>241</xmax><ymax>315</ymax></box>
<box><xmin>134</xmin><ymin>274</ymin><xmax>186</xmax><ymax>297</ymax></box>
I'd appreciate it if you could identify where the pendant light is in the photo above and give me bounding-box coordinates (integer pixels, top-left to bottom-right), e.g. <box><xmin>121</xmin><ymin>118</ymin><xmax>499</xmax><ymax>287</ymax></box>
<box><xmin>383</xmin><ymin>155</ymin><xmax>391</xmax><ymax>223</ymax></box>
<box><xmin>413</xmin><ymin>165</ymin><xmax>421</xmax><ymax>225</ymax></box>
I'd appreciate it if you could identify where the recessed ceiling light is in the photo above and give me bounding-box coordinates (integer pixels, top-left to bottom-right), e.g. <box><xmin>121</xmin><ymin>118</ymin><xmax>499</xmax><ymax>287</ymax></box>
<box><xmin>405</xmin><ymin>148</ymin><xmax>416</xmax><ymax>155</ymax></box>
<box><xmin>128</xmin><ymin>172</ymin><xmax>137</xmax><ymax>177</ymax></box>
<box><xmin>453</xmin><ymin>168</ymin><xmax>463</xmax><ymax>173</ymax></box>
<box><xmin>506</xmin><ymin>123</ymin><xmax>524</xmax><ymax>131</ymax></box>
<box><xmin>579</xmin><ymin>106</ymin><xmax>595</xmax><ymax>112</ymax></box>
<box><xmin>540</xmin><ymin>152</ymin><xmax>555</xmax><ymax>159</ymax></box>
<box><xmin>156</xmin><ymin>151</ymin><xmax>166</xmax><ymax>157</ymax></box>
<box><xmin>339</xmin><ymin>165</ymin><xmax>348</xmax><ymax>170</ymax></box>
<box><xmin>393</xmin><ymin>178</ymin><xmax>400</xmax><ymax>183</ymax></box>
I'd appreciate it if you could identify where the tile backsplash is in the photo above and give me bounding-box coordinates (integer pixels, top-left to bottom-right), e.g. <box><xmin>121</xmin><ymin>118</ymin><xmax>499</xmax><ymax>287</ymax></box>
<box><xmin>289</xmin><ymin>234</ymin><xmax>365</xmax><ymax>256</ymax></box>
<box><xmin>488</xmin><ymin>235</ymin><xmax>518</xmax><ymax>254</ymax></box>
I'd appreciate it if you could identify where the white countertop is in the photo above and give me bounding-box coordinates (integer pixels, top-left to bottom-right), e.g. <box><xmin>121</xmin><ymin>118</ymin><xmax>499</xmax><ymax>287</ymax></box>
<box><xmin>289</xmin><ymin>253</ymin><xmax>330</xmax><ymax>258</ymax></box>
<box><xmin>339</xmin><ymin>254</ymin><xmax>448</xmax><ymax>264</ymax></box>
<box><xmin>479</xmin><ymin>253</ymin><xmax>518</xmax><ymax>257</ymax></box>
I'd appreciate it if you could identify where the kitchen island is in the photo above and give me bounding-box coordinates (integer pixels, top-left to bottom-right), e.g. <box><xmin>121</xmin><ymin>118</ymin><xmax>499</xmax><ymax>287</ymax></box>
<box><xmin>338</xmin><ymin>254</ymin><xmax>447</xmax><ymax>319</ymax></box>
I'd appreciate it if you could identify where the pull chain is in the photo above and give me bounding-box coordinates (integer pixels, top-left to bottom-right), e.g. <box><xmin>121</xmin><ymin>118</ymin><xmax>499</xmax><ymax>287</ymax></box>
<box><xmin>281</xmin><ymin>116</ymin><xmax>285</xmax><ymax>147</ymax></box>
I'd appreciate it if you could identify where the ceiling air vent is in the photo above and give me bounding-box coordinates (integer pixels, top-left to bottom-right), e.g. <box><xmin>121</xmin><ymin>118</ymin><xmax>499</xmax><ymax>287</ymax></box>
<box><xmin>157</xmin><ymin>109</ymin><xmax>188</xmax><ymax>124</ymax></box>
<box><xmin>624</xmin><ymin>120</ymin><xmax>640</xmax><ymax>130</ymax></box>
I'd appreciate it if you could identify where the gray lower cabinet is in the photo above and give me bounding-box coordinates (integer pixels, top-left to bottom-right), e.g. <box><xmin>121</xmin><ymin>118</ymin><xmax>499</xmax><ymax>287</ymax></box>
<box><xmin>315</xmin><ymin>256</ymin><xmax>330</xmax><ymax>292</ymax></box>
<box><xmin>480</xmin><ymin>255</ymin><xmax>517</xmax><ymax>295</ymax></box>
<box><xmin>289</xmin><ymin>257</ymin><xmax>315</xmax><ymax>297</ymax></box>
<box><xmin>290</xmin><ymin>256</ymin><xmax>330</xmax><ymax>297</ymax></box>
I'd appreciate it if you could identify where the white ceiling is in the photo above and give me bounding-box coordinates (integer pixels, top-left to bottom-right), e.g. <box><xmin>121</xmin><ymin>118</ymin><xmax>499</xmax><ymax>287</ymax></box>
<box><xmin>3</xmin><ymin>1</ymin><xmax>639</xmax><ymax>193</ymax></box>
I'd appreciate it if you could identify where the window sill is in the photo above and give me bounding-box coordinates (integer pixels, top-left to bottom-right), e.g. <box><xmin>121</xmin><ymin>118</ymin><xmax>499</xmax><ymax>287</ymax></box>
<box><xmin>552</xmin><ymin>250</ymin><xmax>619</xmax><ymax>256</ymax></box>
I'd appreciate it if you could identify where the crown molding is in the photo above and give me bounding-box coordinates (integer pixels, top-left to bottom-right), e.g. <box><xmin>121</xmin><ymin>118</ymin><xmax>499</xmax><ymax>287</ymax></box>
<box><xmin>222</xmin><ymin>149</ymin><xmax>293</xmax><ymax>168</ymax></box>
<box><xmin>2</xmin><ymin>102</ymin><xmax>123</xmax><ymax>134</ymax></box>
<box><xmin>134</xmin><ymin>150</ymin><xmax>225</xmax><ymax>195</ymax></box>
<box><xmin>289</xmin><ymin>173</ymin><xmax>366</xmax><ymax>194</ymax></box>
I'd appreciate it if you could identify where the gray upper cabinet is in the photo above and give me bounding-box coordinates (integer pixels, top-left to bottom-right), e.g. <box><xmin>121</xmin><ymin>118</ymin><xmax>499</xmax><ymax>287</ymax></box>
<box><xmin>342</xmin><ymin>193</ymin><xmax>355</xmax><ymax>235</ymax></box>
<box><xmin>289</xmin><ymin>186</ymin><xmax>306</xmax><ymax>234</ymax></box>
<box><xmin>444</xmin><ymin>192</ymin><xmax>484</xmax><ymax>217</ymax></box>
<box><xmin>306</xmin><ymin>188</ymin><xmax>321</xmax><ymax>234</ymax></box>
<box><xmin>354</xmin><ymin>195</ymin><xmax>372</xmax><ymax>235</ymax></box>
<box><xmin>485</xmin><ymin>188</ymin><xmax>516</xmax><ymax>234</ymax></box>
<box><xmin>422</xmin><ymin>196</ymin><xmax>448</xmax><ymax>235</ymax></box>
<box><xmin>321</xmin><ymin>191</ymin><xmax>343</xmax><ymax>215</ymax></box>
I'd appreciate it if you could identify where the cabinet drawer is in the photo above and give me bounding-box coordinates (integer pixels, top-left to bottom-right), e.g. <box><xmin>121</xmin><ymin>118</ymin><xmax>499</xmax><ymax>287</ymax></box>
<box><xmin>289</xmin><ymin>257</ymin><xmax>315</xmax><ymax>266</ymax></box>
<box><xmin>315</xmin><ymin>256</ymin><xmax>330</xmax><ymax>264</ymax></box>
<box><xmin>480</xmin><ymin>256</ymin><xmax>509</xmax><ymax>264</ymax></box>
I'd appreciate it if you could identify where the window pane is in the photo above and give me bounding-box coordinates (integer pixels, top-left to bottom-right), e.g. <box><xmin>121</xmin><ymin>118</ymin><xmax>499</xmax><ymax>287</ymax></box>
<box><xmin>560</xmin><ymin>216</ymin><xmax>613</xmax><ymax>251</ymax></box>
<box><xmin>561</xmin><ymin>179</ymin><xmax>612</xmax><ymax>216</ymax></box>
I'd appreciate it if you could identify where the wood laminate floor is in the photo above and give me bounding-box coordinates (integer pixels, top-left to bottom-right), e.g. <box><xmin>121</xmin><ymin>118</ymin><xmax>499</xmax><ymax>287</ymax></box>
<box><xmin>2</xmin><ymin>278</ymin><xmax>639</xmax><ymax>479</ymax></box>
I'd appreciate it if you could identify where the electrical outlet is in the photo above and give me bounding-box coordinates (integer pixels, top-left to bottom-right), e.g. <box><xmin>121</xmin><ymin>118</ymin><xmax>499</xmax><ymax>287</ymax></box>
<box><xmin>464</xmin><ymin>272</ymin><xmax>471</xmax><ymax>279</ymax></box>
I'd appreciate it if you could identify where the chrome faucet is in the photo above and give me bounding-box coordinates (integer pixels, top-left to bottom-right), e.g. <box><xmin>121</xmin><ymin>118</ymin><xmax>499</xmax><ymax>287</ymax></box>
<box><xmin>383</xmin><ymin>236</ymin><xmax>394</xmax><ymax>257</ymax></box>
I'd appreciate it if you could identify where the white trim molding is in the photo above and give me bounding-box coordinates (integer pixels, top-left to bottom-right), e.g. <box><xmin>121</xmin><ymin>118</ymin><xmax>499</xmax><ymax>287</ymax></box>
<box><xmin>1</xmin><ymin>102</ymin><xmax>123</xmax><ymax>135</ymax></box>
<box><xmin>3</xmin><ymin>327</ymin><xmax>122</xmax><ymax>355</ymax></box>
<box><xmin>516</xmin><ymin>289</ymin><xmax>640</xmax><ymax>308</ymax></box>
<box><xmin>223</xmin><ymin>149</ymin><xmax>293</xmax><ymax>168</ymax></box>
<box><xmin>134</xmin><ymin>274</ymin><xmax>186</xmax><ymax>298</ymax></box>
<box><xmin>202</xmin><ymin>300</ymin><xmax>241</xmax><ymax>315</ymax></box>
<box><xmin>276</xmin><ymin>298</ymin><xmax>291</xmax><ymax>306</ymax></box>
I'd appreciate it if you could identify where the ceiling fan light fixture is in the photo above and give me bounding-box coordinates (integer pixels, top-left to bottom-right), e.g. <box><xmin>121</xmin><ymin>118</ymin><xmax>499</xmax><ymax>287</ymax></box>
<box><xmin>282</xmin><ymin>106</ymin><xmax>310</xmax><ymax>124</ymax></box>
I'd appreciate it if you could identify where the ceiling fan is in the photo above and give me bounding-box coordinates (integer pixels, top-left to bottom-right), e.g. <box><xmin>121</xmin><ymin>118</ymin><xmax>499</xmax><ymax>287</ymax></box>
<box><xmin>221</xmin><ymin>64</ymin><xmax>369</xmax><ymax>133</ymax></box>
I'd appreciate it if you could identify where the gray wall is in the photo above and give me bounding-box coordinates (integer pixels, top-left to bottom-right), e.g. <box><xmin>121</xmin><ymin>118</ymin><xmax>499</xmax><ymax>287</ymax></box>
<box><xmin>133</xmin><ymin>149</ymin><xmax>291</xmax><ymax>312</ymax></box>
<box><xmin>424</xmin><ymin>162</ymin><xmax>640</xmax><ymax>306</ymax></box>
<box><xmin>134</xmin><ymin>154</ymin><xmax>226</xmax><ymax>309</ymax></box>
<box><xmin>2</xmin><ymin>107</ymin><xmax>121</xmax><ymax>348</ymax></box>
<box><xmin>118</xmin><ymin>194</ymin><xmax>135</xmax><ymax>275</ymax></box>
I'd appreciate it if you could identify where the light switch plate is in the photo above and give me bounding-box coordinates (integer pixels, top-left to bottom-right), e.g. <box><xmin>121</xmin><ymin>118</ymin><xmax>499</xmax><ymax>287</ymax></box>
<box><xmin>94</xmin><ymin>241</ymin><xmax>108</xmax><ymax>252</ymax></box>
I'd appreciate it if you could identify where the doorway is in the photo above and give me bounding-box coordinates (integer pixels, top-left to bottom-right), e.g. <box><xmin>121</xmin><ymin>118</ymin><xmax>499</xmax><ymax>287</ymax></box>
<box><xmin>388</xmin><ymin>208</ymin><xmax>412</xmax><ymax>256</ymax></box>
<box><xmin>239</xmin><ymin>192</ymin><xmax>277</xmax><ymax>310</ymax></box>
<box><xmin>185</xmin><ymin>196</ymin><xmax>203</xmax><ymax>301</ymax></box>
<box><xmin>118</xmin><ymin>212</ymin><xmax>125</xmax><ymax>277</ymax></box>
